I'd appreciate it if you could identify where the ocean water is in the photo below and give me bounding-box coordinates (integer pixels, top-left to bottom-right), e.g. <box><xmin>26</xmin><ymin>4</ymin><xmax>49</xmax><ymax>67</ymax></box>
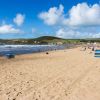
<box><xmin>0</xmin><ymin>45</ymin><xmax>66</xmax><ymax>56</ymax></box>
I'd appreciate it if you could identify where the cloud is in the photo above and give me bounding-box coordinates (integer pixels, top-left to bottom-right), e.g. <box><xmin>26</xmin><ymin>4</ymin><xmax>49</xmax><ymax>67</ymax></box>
<box><xmin>39</xmin><ymin>3</ymin><xmax>100</xmax><ymax>26</ymax></box>
<box><xmin>0</xmin><ymin>24</ymin><xmax>22</xmax><ymax>34</ymax></box>
<box><xmin>38</xmin><ymin>4</ymin><xmax>64</xmax><ymax>25</ymax></box>
<box><xmin>64</xmin><ymin>3</ymin><xmax>100</xmax><ymax>26</ymax></box>
<box><xmin>56</xmin><ymin>28</ymin><xmax>100</xmax><ymax>39</ymax></box>
<box><xmin>13</xmin><ymin>13</ymin><xmax>25</xmax><ymax>26</ymax></box>
<box><xmin>56</xmin><ymin>28</ymin><xmax>80</xmax><ymax>38</ymax></box>
<box><xmin>39</xmin><ymin>3</ymin><xmax>100</xmax><ymax>38</ymax></box>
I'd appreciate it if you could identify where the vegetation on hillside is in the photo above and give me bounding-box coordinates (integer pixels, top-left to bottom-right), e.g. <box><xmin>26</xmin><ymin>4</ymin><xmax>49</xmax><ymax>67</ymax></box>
<box><xmin>0</xmin><ymin>36</ymin><xmax>100</xmax><ymax>45</ymax></box>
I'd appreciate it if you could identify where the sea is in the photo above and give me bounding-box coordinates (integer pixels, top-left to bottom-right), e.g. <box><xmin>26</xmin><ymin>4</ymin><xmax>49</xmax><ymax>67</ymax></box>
<box><xmin>0</xmin><ymin>45</ymin><xmax>69</xmax><ymax>56</ymax></box>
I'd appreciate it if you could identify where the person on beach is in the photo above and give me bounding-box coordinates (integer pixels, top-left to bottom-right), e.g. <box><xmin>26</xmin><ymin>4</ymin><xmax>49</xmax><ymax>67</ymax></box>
<box><xmin>92</xmin><ymin>47</ymin><xmax>95</xmax><ymax>51</ymax></box>
<box><xmin>83</xmin><ymin>46</ymin><xmax>86</xmax><ymax>51</ymax></box>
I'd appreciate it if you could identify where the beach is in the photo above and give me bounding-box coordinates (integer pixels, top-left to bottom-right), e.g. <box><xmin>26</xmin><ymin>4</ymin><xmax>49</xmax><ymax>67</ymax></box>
<box><xmin>0</xmin><ymin>47</ymin><xmax>100</xmax><ymax>100</ymax></box>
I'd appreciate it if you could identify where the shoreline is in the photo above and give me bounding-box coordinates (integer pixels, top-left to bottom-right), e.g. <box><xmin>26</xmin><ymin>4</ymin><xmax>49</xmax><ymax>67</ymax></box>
<box><xmin>0</xmin><ymin>44</ymin><xmax>77</xmax><ymax>57</ymax></box>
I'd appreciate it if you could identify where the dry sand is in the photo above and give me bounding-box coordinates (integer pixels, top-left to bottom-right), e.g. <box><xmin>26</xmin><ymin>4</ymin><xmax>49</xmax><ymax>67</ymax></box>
<box><xmin>0</xmin><ymin>47</ymin><xmax>100</xmax><ymax>100</ymax></box>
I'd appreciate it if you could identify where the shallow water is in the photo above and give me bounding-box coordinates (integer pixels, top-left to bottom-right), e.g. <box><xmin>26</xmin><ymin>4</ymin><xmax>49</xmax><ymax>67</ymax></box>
<box><xmin>0</xmin><ymin>45</ymin><xmax>66</xmax><ymax>56</ymax></box>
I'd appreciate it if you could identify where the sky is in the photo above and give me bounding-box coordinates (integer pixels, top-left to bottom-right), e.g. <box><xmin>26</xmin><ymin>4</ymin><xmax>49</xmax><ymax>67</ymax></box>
<box><xmin>0</xmin><ymin>0</ymin><xmax>100</xmax><ymax>39</ymax></box>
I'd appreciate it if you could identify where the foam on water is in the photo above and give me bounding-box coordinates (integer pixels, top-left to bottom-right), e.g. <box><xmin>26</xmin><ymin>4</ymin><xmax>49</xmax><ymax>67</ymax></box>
<box><xmin>0</xmin><ymin>45</ymin><xmax>66</xmax><ymax>56</ymax></box>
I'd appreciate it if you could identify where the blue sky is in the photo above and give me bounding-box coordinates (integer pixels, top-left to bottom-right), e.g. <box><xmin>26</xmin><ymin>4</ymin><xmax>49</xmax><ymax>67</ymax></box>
<box><xmin>0</xmin><ymin>0</ymin><xmax>100</xmax><ymax>39</ymax></box>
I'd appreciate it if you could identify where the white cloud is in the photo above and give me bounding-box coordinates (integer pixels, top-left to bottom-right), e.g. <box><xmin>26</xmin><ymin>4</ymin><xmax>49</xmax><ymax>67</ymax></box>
<box><xmin>56</xmin><ymin>28</ymin><xmax>100</xmax><ymax>39</ymax></box>
<box><xmin>0</xmin><ymin>24</ymin><xmax>22</xmax><ymax>34</ymax></box>
<box><xmin>13</xmin><ymin>13</ymin><xmax>25</xmax><ymax>26</ymax></box>
<box><xmin>39</xmin><ymin>3</ymin><xmax>100</xmax><ymax>38</ymax></box>
<box><xmin>56</xmin><ymin>28</ymin><xmax>81</xmax><ymax>38</ymax></box>
<box><xmin>64</xmin><ymin>3</ymin><xmax>100</xmax><ymax>26</ymax></box>
<box><xmin>92</xmin><ymin>32</ymin><xmax>100</xmax><ymax>38</ymax></box>
<box><xmin>39</xmin><ymin>3</ymin><xmax>100</xmax><ymax>26</ymax></box>
<box><xmin>38</xmin><ymin>4</ymin><xmax>64</xmax><ymax>25</ymax></box>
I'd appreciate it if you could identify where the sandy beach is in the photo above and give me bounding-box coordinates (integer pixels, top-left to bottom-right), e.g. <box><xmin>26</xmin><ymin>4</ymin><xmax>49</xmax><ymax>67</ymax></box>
<box><xmin>0</xmin><ymin>47</ymin><xmax>100</xmax><ymax>100</ymax></box>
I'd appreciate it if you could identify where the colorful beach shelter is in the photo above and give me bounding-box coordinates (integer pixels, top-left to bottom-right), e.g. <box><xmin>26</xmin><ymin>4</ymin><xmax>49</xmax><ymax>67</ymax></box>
<box><xmin>95</xmin><ymin>50</ymin><xmax>100</xmax><ymax>57</ymax></box>
<box><xmin>5</xmin><ymin>53</ymin><xmax>15</xmax><ymax>59</ymax></box>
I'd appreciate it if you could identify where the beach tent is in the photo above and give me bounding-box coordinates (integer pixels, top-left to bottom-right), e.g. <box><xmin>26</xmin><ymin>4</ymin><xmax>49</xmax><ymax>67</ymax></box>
<box><xmin>5</xmin><ymin>54</ymin><xmax>15</xmax><ymax>59</ymax></box>
<box><xmin>95</xmin><ymin>50</ymin><xmax>100</xmax><ymax>57</ymax></box>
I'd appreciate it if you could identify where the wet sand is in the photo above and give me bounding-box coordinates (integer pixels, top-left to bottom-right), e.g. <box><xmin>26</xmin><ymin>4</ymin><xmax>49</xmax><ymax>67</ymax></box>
<box><xmin>0</xmin><ymin>47</ymin><xmax>100</xmax><ymax>100</ymax></box>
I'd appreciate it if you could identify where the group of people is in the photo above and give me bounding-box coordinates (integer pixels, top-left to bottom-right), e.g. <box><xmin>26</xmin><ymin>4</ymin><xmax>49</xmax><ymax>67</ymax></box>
<box><xmin>82</xmin><ymin>42</ymin><xmax>99</xmax><ymax>52</ymax></box>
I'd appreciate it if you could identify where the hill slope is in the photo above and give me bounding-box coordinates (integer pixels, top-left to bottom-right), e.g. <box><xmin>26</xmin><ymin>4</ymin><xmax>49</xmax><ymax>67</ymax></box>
<box><xmin>0</xmin><ymin>36</ymin><xmax>100</xmax><ymax>44</ymax></box>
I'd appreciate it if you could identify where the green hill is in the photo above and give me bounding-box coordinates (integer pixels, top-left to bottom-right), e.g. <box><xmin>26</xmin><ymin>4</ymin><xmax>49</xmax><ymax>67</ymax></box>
<box><xmin>33</xmin><ymin>36</ymin><xmax>64</xmax><ymax>44</ymax></box>
<box><xmin>0</xmin><ymin>36</ymin><xmax>100</xmax><ymax>45</ymax></box>
<box><xmin>34</xmin><ymin>36</ymin><xmax>62</xmax><ymax>41</ymax></box>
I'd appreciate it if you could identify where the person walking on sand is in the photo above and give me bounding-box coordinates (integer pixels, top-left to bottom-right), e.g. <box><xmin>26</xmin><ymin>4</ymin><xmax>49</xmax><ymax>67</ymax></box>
<box><xmin>83</xmin><ymin>46</ymin><xmax>86</xmax><ymax>51</ymax></box>
<box><xmin>92</xmin><ymin>47</ymin><xmax>95</xmax><ymax>51</ymax></box>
